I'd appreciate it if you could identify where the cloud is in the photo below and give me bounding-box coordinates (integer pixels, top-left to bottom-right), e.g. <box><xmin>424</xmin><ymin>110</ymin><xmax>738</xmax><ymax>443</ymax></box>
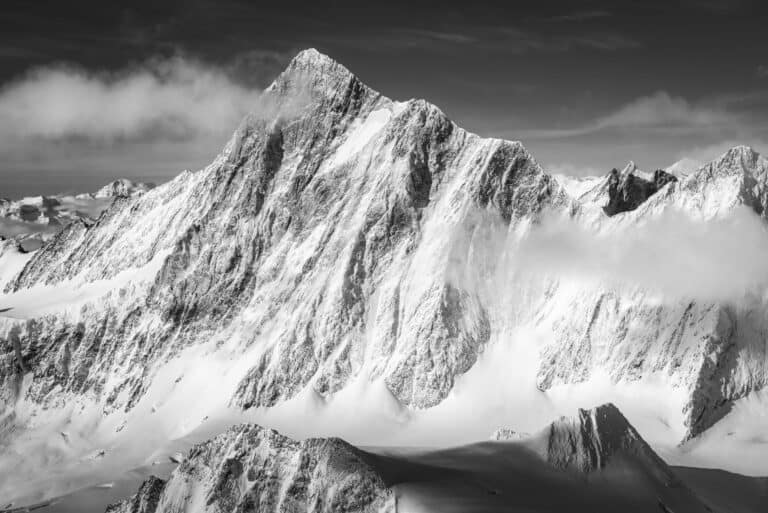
<box><xmin>758</xmin><ymin>64</ymin><xmax>768</xmax><ymax>78</ymax></box>
<box><xmin>512</xmin><ymin>207</ymin><xmax>768</xmax><ymax>302</ymax></box>
<box><xmin>0</xmin><ymin>56</ymin><xmax>263</xmax><ymax>143</ymax></box>
<box><xmin>0</xmin><ymin>52</ymin><xmax>313</xmax><ymax>198</ymax></box>
<box><xmin>523</xmin><ymin>91</ymin><xmax>734</xmax><ymax>139</ymax></box>
<box><xmin>546</xmin><ymin>162</ymin><xmax>605</xmax><ymax>178</ymax></box>
<box><xmin>594</xmin><ymin>92</ymin><xmax>726</xmax><ymax>130</ymax></box>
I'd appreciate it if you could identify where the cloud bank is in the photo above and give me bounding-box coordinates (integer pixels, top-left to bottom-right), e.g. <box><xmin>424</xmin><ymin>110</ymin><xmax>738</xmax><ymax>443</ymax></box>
<box><xmin>0</xmin><ymin>56</ymin><xmax>262</xmax><ymax>142</ymax></box>
<box><xmin>0</xmin><ymin>54</ymin><xmax>311</xmax><ymax>198</ymax></box>
<box><xmin>524</xmin><ymin>91</ymin><xmax>732</xmax><ymax>139</ymax></box>
<box><xmin>513</xmin><ymin>208</ymin><xmax>768</xmax><ymax>302</ymax></box>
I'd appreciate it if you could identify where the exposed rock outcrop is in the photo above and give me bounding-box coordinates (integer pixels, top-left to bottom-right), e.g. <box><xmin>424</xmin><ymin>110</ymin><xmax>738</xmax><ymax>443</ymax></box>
<box><xmin>105</xmin><ymin>424</ymin><xmax>395</xmax><ymax>513</ymax></box>
<box><xmin>603</xmin><ymin>163</ymin><xmax>678</xmax><ymax>216</ymax></box>
<box><xmin>540</xmin><ymin>403</ymin><xmax>671</xmax><ymax>474</ymax></box>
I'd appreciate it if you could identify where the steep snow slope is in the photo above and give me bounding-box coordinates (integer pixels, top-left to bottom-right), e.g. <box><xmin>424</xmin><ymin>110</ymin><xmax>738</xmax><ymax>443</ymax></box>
<box><xmin>1</xmin><ymin>49</ymin><xmax>768</xmax><ymax>507</ymax></box>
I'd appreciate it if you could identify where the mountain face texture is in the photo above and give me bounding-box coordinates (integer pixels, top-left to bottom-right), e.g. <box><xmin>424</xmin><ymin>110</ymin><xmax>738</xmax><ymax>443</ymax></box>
<box><xmin>0</xmin><ymin>179</ymin><xmax>153</xmax><ymax>253</ymax></box>
<box><xmin>105</xmin><ymin>424</ymin><xmax>394</xmax><ymax>513</ymax></box>
<box><xmin>0</xmin><ymin>48</ymin><xmax>566</xmax><ymax>422</ymax></box>
<box><xmin>94</xmin><ymin>179</ymin><xmax>154</xmax><ymax>199</ymax></box>
<box><xmin>539</xmin><ymin>403</ymin><xmax>672</xmax><ymax>474</ymax></box>
<box><xmin>107</xmin><ymin>404</ymin><xmax>723</xmax><ymax>513</ymax></box>
<box><xmin>537</xmin><ymin>145</ymin><xmax>768</xmax><ymax>439</ymax></box>
<box><xmin>0</xmin><ymin>48</ymin><xmax>767</xmax><ymax>494</ymax></box>
<box><xmin>106</xmin><ymin>476</ymin><xmax>165</xmax><ymax>513</ymax></box>
<box><xmin>603</xmin><ymin>164</ymin><xmax>677</xmax><ymax>215</ymax></box>
<box><xmin>515</xmin><ymin>403</ymin><xmax>713</xmax><ymax>513</ymax></box>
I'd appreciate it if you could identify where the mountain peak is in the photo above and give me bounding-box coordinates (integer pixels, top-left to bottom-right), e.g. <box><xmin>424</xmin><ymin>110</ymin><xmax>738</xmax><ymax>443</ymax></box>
<box><xmin>266</xmin><ymin>48</ymin><xmax>366</xmax><ymax>105</ymax></box>
<box><xmin>288</xmin><ymin>48</ymin><xmax>340</xmax><ymax>70</ymax></box>
<box><xmin>726</xmin><ymin>144</ymin><xmax>758</xmax><ymax>158</ymax></box>
<box><xmin>541</xmin><ymin>403</ymin><xmax>663</xmax><ymax>473</ymax></box>
<box><xmin>281</xmin><ymin>48</ymin><xmax>355</xmax><ymax>84</ymax></box>
<box><xmin>708</xmin><ymin>145</ymin><xmax>762</xmax><ymax>174</ymax></box>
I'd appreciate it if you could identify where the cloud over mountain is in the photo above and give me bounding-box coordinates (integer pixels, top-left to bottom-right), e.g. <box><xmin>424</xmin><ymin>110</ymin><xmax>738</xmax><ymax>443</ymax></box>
<box><xmin>0</xmin><ymin>56</ymin><xmax>262</xmax><ymax>143</ymax></box>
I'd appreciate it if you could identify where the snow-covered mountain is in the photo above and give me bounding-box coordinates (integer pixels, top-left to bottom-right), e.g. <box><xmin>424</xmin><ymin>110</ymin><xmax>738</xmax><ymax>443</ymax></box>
<box><xmin>106</xmin><ymin>425</ymin><xmax>394</xmax><ymax>513</ymax></box>
<box><xmin>0</xmin><ymin>179</ymin><xmax>153</xmax><ymax>252</ymax></box>
<box><xmin>108</xmin><ymin>403</ymin><xmax>742</xmax><ymax>513</ymax></box>
<box><xmin>1</xmin><ymin>49</ymin><xmax>768</xmax><ymax>508</ymax></box>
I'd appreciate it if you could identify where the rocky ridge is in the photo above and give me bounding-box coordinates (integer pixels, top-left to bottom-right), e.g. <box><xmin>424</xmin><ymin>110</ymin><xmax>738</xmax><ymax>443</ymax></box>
<box><xmin>0</xmin><ymin>50</ymin><xmax>766</xmax><ymax>509</ymax></box>
<box><xmin>105</xmin><ymin>424</ymin><xmax>394</xmax><ymax>513</ymax></box>
<box><xmin>537</xmin><ymin>403</ymin><xmax>671</xmax><ymax>473</ymax></box>
<box><xmin>0</xmin><ymin>48</ymin><xmax>565</xmax><ymax>421</ymax></box>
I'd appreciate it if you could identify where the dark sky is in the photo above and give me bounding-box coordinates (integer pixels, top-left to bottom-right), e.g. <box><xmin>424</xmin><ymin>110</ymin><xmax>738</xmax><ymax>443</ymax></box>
<box><xmin>1</xmin><ymin>0</ymin><xmax>767</xmax><ymax>198</ymax></box>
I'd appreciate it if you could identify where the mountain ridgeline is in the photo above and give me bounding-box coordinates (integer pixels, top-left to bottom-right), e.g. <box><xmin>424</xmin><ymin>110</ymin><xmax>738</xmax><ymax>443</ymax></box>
<box><xmin>1</xmin><ymin>49</ymin><xmax>768</xmax><ymax>502</ymax></box>
<box><xmin>108</xmin><ymin>404</ymin><xmax>722</xmax><ymax>513</ymax></box>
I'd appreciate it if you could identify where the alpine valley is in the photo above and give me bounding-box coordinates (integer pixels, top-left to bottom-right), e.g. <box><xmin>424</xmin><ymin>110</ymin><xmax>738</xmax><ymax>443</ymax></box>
<box><xmin>1</xmin><ymin>50</ymin><xmax>767</xmax><ymax>512</ymax></box>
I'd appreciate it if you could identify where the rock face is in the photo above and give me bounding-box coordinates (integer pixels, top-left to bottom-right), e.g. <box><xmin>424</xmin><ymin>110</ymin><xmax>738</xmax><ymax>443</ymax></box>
<box><xmin>106</xmin><ymin>476</ymin><xmax>165</xmax><ymax>513</ymax></box>
<box><xmin>0</xmin><ymin>48</ymin><xmax>565</xmax><ymax>421</ymax></box>
<box><xmin>94</xmin><ymin>179</ymin><xmax>154</xmax><ymax>199</ymax></box>
<box><xmin>504</xmin><ymin>404</ymin><xmax>713</xmax><ymax>513</ymax></box>
<box><xmin>0</xmin><ymin>49</ymin><xmax>767</xmax><ymax>498</ymax></box>
<box><xmin>540</xmin><ymin>403</ymin><xmax>671</xmax><ymax>474</ymax></box>
<box><xmin>603</xmin><ymin>163</ymin><xmax>677</xmax><ymax>216</ymax></box>
<box><xmin>105</xmin><ymin>424</ymin><xmax>395</xmax><ymax>513</ymax></box>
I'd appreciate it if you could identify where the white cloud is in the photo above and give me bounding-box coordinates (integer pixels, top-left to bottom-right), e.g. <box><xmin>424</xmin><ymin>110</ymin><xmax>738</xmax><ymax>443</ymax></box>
<box><xmin>593</xmin><ymin>91</ymin><xmax>727</xmax><ymax>131</ymax></box>
<box><xmin>546</xmin><ymin>162</ymin><xmax>605</xmax><ymax>178</ymax></box>
<box><xmin>0</xmin><ymin>56</ymin><xmax>263</xmax><ymax>142</ymax></box>
<box><xmin>523</xmin><ymin>91</ymin><xmax>735</xmax><ymax>139</ymax></box>
<box><xmin>0</xmin><ymin>54</ymin><xmax>315</xmax><ymax>197</ymax></box>
<box><xmin>513</xmin><ymin>207</ymin><xmax>768</xmax><ymax>302</ymax></box>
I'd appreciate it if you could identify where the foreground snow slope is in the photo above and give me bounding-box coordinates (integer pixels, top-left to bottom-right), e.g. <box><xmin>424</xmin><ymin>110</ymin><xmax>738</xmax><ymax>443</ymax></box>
<box><xmin>107</xmin><ymin>404</ymin><xmax>763</xmax><ymax>513</ymax></box>
<box><xmin>1</xmin><ymin>49</ymin><xmax>768</xmax><ymax>506</ymax></box>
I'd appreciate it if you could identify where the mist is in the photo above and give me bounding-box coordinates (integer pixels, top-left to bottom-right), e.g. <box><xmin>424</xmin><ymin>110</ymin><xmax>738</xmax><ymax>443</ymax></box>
<box><xmin>0</xmin><ymin>56</ymin><xmax>310</xmax><ymax>199</ymax></box>
<box><xmin>511</xmin><ymin>207</ymin><xmax>768</xmax><ymax>302</ymax></box>
<box><xmin>0</xmin><ymin>56</ymin><xmax>262</xmax><ymax>143</ymax></box>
